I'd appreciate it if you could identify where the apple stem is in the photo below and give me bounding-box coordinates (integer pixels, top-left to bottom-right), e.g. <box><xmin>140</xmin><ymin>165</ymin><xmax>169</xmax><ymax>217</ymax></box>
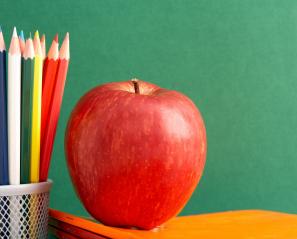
<box><xmin>132</xmin><ymin>79</ymin><xmax>140</xmax><ymax>94</ymax></box>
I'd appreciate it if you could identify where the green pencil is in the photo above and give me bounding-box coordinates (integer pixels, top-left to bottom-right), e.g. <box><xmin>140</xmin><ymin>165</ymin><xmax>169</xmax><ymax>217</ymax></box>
<box><xmin>21</xmin><ymin>36</ymin><xmax>35</xmax><ymax>184</ymax></box>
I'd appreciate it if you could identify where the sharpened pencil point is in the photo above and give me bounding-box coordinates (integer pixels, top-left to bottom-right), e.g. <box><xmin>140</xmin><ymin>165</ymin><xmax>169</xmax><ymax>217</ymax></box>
<box><xmin>12</xmin><ymin>27</ymin><xmax>17</xmax><ymax>37</ymax></box>
<box><xmin>33</xmin><ymin>31</ymin><xmax>42</xmax><ymax>56</ymax></box>
<box><xmin>54</xmin><ymin>34</ymin><xmax>58</xmax><ymax>43</ymax></box>
<box><xmin>19</xmin><ymin>30</ymin><xmax>25</xmax><ymax>41</ymax></box>
<box><xmin>0</xmin><ymin>28</ymin><xmax>5</xmax><ymax>51</ymax></box>
<box><xmin>0</xmin><ymin>26</ymin><xmax>2</xmax><ymax>32</ymax></box>
<box><xmin>29</xmin><ymin>32</ymin><xmax>32</xmax><ymax>39</ymax></box>
<box><xmin>47</xmin><ymin>34</ymin><xmax>59</xmax><ymax>60</ymax></box>
<box><xmin>9</xmin><ymin>27</ymin><xmax>21</xmax><ymax>54</ymax></box>
<box><xmin>34</xmin><ymin>31</ymin><xmax>39</xmax><ymax>39</ymax></box>
<box><xmin>59</xmin><ymin>32</ymin><xmax>70</xmax><ymax>60</ymax></box>
<box><xmin>23</xmin><ymin>37</ymin><xmax>35</xmax><ymax>59</ymax></box>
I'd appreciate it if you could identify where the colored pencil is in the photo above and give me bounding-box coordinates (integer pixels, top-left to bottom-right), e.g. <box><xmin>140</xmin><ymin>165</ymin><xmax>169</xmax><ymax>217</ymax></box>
<box><xmin>41</xmin><ymin>34</ymin><xmax>47</xmax><ymax>86</ymax></box>
<box><xmin>20</xmin><ymin>37</ymin><xmax>35</xmax><ymax>184</ymax></box>
<box><xmin>49</xmin><ymin>218</ymin><xmax>109</xmax><ymax>239</ymax></box>
<box><xmin>0</xmin><ymin>27</ymin><xmax>8</xmax><ymax>185</ymax></box>
<box><xmin>40</xmin><ymin>33</ymin><xmax>69</xmax><ymax>181</ymax></box>
<box><xmin>41</xmin><ymin>34</ymin><xmax>59</xmax><ymax>146</ymax></box>
<box><xmin>8</xmin><ymin>27</ymin><xmax>22</xmax><ymax>239</ymax></box>
<box><xmin>30</xmin><ymin>31</ymin><xmax>43</xmax><ymax>183</ymax></box>
<box><xmin>19</xmin><ymin>30</ymin><xmax>25</xmax><ymax>54</ymax></box>
<box><xmin>8</xmin><ymin>27</ymin><xmax>21</xmax><ymax>185</ymax></box>
<box><xmin>0</xmin><ymin>28</ymin><xmax>9</xmax><ymax>237</ymax></box>
<box><xmin>41</xmin><ymin>34</ymin><xmax>46</xmax><ymax>60</ymax></box>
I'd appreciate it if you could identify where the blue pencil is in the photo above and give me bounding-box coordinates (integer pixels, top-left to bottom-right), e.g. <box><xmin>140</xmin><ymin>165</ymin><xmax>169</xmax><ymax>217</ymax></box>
<box><xmin>0</xmin><ymin>26</ymin><xmax>9</xmax><ymax>185</ymax></box>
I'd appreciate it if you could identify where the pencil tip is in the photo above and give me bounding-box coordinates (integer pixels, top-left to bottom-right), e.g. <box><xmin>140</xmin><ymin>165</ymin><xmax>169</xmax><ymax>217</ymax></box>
<box><xmin>60</xmin><ymin>32</ymin><xmax>70</xmax><ymax>59</ymax></box>
<box><xmin>19</xmin><ymin>30</ymin><xmax>24</xmax><ymax>41</ymax></box>
<box><xmin>9</xmin><ymin>27</ymin><xmax>20</xmax><ymax>53</ymax></box>
<box><xmin>63</xmin><ymin>32</ymin><xmax>69</xmax><ymax>43</ymax></box>
<box><xmin>34</xmin><ymin>30</ymin><xmax>39</xmax><ymax>39</ymax></box>
<box><xmin>41</xmin><ymin>34</ymin><xmax>45</xmax><ymax>41</ymax></box>
<box><xmin>33</xmin><ymin>31</ymin><xmax>42</xmax><ymax>56</ymax></box>
<box><xmin>0</xmin><ymin>26</ymin><xmax>4</xmax><ymax>51</ymax></box>
<box><xmin>54</xmin><ymin>34</ymin><xmax>58</xmax><ymax>43</ymax></box>
<box><xmin>12</xmin><ymin>27</ymin><xmax>17</xmax><ymax>37</ymax></box>
<box><xmin>29</xmin><ymin>32</ymin><xmax>32</xmax><ymax>39</ymax></box>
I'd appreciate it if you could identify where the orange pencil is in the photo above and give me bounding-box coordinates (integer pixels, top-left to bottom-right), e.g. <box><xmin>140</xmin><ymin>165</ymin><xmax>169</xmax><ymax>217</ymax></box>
<box><xmin>40</xmin><ymin>33</ymin><xmax>69</xmax><ymax>181</ymax></box>
<box><xmin>41</xmin><ymin>34</ymin><xmax>59</xmax><ymax>145</ymax></box>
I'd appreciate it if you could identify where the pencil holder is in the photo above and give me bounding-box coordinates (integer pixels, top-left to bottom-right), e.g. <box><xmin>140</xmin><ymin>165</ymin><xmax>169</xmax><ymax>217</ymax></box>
<box><xmin>0</xmin><ymin>181</ymin><xmax>52</xmax><ymax>239</ymax></box>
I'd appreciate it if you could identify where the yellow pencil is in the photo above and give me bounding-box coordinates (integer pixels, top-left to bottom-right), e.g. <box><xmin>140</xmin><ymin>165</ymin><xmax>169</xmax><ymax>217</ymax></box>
<box><xmin>30</xmin><ymin>31</ymin><xmax>43</xmax><ymax>183</ymax></box>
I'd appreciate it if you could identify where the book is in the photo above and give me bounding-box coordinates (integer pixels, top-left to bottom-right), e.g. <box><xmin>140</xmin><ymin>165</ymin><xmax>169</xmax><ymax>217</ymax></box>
<box><xmin>49</xmin><ymin>209</ymin><xmax>137</xmax><ymax>239</ymax></box>
<box><xmin>49</xmin><ymin>225</ymin><xmax>80</xmax><ymax>239</ymax></box>
<box><xmin>49</xmin><ymin>218</ymin><xmax>108</xmax><ymax>239</ymax></box>
<box><xmin>49</xmin><ymin>209</ymin><xmax>297</xmax><ymax>239</ymax></box>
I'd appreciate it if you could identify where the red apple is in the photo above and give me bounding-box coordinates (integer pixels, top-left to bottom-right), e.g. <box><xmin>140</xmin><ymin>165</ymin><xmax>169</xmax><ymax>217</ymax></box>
<box><xmin>65</xmin><ymin>79</ymin><xmax>207</xmax><ymax>230</ymax></box>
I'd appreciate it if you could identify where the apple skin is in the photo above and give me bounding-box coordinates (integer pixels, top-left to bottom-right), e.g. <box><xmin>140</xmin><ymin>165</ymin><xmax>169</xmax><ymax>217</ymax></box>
<box><xmin>65</xmin><ymin>80</ymin><xmax>207</xmax><ymax>230</ymax></box>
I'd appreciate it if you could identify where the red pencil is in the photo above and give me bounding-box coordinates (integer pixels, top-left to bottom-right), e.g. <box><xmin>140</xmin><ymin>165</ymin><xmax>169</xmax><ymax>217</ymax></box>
<box><xmin>41</xmin><ymin>34</ymin><xmax>59</xmax><ymax>145</ymax></box>
<box><xmin>40</xmin><ymin>33</ymin><xmax>69</xmax><ymax>181</ymax></box>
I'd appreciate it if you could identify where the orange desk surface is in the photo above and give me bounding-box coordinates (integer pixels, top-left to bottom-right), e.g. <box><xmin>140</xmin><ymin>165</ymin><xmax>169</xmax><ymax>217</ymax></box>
<box><xmin>50</xmin><ymin>209</ymin><xmax>297</xmax><ymax>238</ymax></box>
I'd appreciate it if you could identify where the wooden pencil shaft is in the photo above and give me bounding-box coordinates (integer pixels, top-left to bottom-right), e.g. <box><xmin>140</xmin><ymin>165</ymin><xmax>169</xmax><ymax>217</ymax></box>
<box><xmin>21</xmin><ymin>58</ymin><xmax>34</xmax><ymax>184</ymax></box>
<box><xmin>0</xmin><ymin>51</ymin><xmax>8</xmax><ymax>185</ymax></box>
<box><xmin>41</xmin><ymin>58</ymin><xmax>59</xmax><ymax>146</ymax></box>
<box><xmin>8</xmin><ymin>52</ymin><xmax>21</xmax><ymax>185</ymax></box>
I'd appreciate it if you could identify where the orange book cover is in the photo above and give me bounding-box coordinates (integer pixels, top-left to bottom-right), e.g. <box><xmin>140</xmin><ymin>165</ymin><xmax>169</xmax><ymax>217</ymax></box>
<box><xmin>49</xmin><ymin>209</ymin><xmax>297</xmax><ymax>239</ymax></box>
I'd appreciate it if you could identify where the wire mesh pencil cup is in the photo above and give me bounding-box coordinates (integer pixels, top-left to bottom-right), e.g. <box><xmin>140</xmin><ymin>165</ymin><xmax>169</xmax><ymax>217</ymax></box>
<box><xmin>0</xmin><ymin>181</ymin><xmax>52</xmax><ymax>239</ymax></box>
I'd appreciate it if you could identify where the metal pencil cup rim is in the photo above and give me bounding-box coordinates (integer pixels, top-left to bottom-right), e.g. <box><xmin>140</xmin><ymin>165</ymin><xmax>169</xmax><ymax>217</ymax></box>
<box><xmin>0</xmin><ymin>181</ymin><xmax>52</xmax><ymax>239</ymax></box>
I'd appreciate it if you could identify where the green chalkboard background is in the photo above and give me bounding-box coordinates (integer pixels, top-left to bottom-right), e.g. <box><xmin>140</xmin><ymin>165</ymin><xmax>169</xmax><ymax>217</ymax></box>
<box><xmin>1</xmin><ymin>0</ymin><xmax>297</xmax><ymax>227</ymax></box>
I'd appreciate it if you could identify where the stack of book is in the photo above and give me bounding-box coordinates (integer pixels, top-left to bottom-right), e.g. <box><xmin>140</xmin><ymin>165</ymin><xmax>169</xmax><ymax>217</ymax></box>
<box><xmin>49</xmin><ymin>209</ymin><xmax>140</xmax><ymax>239</ymax></box>
<box><xmin>49</xmin><ymin>209</ymin><xmax>297</xmax><ymax>239</ymax></box>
